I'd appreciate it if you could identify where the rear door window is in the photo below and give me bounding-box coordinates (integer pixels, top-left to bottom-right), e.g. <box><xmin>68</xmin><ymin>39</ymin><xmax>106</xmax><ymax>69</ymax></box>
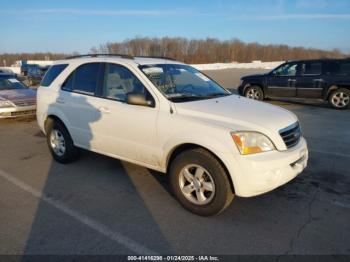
<box><xmin>73</xmin><ymin>63</ymin><xmax>101</xmax><ymax>95</ymax></box>
<box><xmin>62</xmin><ymin>72</ymin><xmax>75</xmax><ymax>91</ymax></box>
<box><xmin>62</xmin><ymin>63</ymin><xmax>102</xmax><ymax>95</ymax></box>
<box><xmin>41</xmin><ymin>64</ymin><xmax>68</xmax><ymax>87</ymax></box>
<box><xmin>300</xmin><ymin>62</ymin><xmax>322</xmax><ymax>75</ymax></box>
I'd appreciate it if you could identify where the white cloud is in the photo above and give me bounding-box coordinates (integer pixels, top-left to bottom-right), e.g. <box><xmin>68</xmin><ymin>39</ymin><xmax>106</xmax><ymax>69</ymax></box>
<box><xmin>2</xmin><ymin>8</ymin><xmax>350</xmax><ymax>21</ymax></box>
<box><xmin>0</xmin><ymin>8</ymin><xmax>194</xmax><ymax>17</ymax></box>
<box><xmin>295</xmin><ymin>0</ymin><xmax>330</xmax><ymax>8</ymax></box>
<box><xmin>229</xmin><ymin>13</ymin><xmax>350</xmax><ymax>20</ymax></box>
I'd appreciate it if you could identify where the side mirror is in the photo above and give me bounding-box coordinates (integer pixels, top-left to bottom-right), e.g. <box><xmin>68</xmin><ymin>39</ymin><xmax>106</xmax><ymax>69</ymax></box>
<box><xmin>126</xmin><ymin>92</ymin><xmax>152</xmax><ymax>107</ymax></box>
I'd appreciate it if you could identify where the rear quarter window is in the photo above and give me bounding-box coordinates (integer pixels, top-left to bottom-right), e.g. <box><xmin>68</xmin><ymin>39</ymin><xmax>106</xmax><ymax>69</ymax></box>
<box><xmin>41</xmin><ymin>64</ymin><xmax>68</xmax><ymax>87</ymax></box>
<box><xmin>340</xmin><ymin>63</ymin><xmax>350</xmax><ymax>75</ymax></box>
<box><xmin>336</xmin><ymin>61</ymin><xmax>350</xmax><ymax>75</ymax></box>
<box><xmin>332</xmin><ymin>61</ymin><xmax>350</xmax><ymax>75</ymax></box>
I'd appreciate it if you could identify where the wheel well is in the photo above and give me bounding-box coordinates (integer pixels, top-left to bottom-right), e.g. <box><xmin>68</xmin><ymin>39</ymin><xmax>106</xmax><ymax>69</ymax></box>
<box><xmin>325</xmin><ymin>85</ymin><xmax>338</xmax><ymax>100</ymax></box>
<box><xmin>326</xmin><ymin>85</ymin><xmax>350</xmax><ymax>99</ymax></box>
<box><xmin>243</xmin><ymin>84</ymin><xmax>264</xmax><ymax>96</ymax></box>
<box><xmin>166</xmin><ymin>143</ymin><xmax>235</xmax><ymax>193</ymax></box>
<box><xmin>44</xmin><ymin>115</ymin><xmax>66</xmax><ymax>133</ymax></box>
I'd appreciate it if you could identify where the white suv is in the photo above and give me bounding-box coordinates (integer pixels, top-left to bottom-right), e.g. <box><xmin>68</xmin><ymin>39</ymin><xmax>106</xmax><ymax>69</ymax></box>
<box><xmin>37</xmin><ymin>54</ymin><xmax>308</xmax><ymax>216</ymax></box>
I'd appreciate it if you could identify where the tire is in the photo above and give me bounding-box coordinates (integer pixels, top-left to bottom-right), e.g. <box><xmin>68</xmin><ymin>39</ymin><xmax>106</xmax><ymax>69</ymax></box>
<box><xmin>329</xmin><ymin>88</ymin><xmax>350</xmax><ymax>109</ymax></box>
<box><xmin>46</xmin><ymin>119</ymin><xmax>80</xmax><ymax>164</ymax></box>
<box><xmin>244</xmin><ymin>85</ymin><xmax>264</xmax><ymax>101</ymax></box>
<box><xmin>169</xmin><ymin>148</ymin><xmax>234</xmax><ymax>216</ymax></box>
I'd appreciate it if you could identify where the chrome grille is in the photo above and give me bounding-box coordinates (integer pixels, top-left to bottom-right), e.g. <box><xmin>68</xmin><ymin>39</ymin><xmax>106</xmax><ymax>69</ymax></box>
<box><xmin>11</xmin><ymin>110</ymin><xmax>36</xmax><ymax>116</ymax></box>
<box><xmin>279</xmin><ymin>122</ymin><xmax>301</xmax><ymax>149</ymax></box>
<box><xmin>13</xmin><ymin>100</ymin><xmax>36</xmax><ymax>107</ymax></box>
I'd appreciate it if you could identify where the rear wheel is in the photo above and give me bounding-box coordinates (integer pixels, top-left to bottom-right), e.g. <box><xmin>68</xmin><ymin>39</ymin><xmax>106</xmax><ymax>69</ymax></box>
<box><xmin>329</xmin><ymin>88</ymin><xmax>350</xmax><ymax>109</ymax></box>
<box><xmin>169</xmin><ymin>148</ymin><xmax>234</xmax><ymax>216</ymax></box>
<box><xmin>244</xmin><ymin>86</ymin><xmax>264</xmax><ymax>101</ymax></box>
<box><xmin>46</xmin><ymin>119</ymin><xmax>80</xmax><ymax>163</ymax></box>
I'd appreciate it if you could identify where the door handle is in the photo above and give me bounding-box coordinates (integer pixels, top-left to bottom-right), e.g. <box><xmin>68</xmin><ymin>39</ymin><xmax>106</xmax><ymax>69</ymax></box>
<box><xmin>99</xmin><ymin>107</ymin><xmax>110</xmax><ymax>114</ymax></box>
<box><xmin>288</xmin><ymin>79</ymin><xmax>296</xmax><ymax>82</ymax></box>
<box><xmin>56</xmin><ymin>98</ymin><xmax>65</xmax><ymax>104</ymax></box>
<box><xmin>313</xmin><ymin>79</ymin><xmax>324</xmax><ymax>82</ymax></box>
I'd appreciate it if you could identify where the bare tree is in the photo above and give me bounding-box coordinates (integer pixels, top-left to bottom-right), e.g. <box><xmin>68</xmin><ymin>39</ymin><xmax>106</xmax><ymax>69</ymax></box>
<box><xmin>1</xmin><ymin>37</ymin><xmax>346</xmax><ymax>66</ymax></box>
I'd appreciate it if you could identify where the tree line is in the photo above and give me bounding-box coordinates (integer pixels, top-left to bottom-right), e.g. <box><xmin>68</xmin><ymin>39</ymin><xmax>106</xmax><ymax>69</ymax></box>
<box><xmin>1</xmin><ymin>37</ymin><xmax>347</xmax><ymax>66</ymax></box>
<box><xmin>0</xmin><ymin>52</ymin><xmax>70</xmax><ymax>67</ymax></box>
<box><xmin>94</xmin><ymin>37</ymin><xmax>345</xmax><ymax>64</ymax></box>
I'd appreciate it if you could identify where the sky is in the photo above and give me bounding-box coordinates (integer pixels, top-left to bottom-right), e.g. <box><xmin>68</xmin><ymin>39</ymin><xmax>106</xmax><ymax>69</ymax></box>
<box><xmin>1</xmin><ymin>0</ymin><xmax>350</xmax><ymax>54</ymax></box>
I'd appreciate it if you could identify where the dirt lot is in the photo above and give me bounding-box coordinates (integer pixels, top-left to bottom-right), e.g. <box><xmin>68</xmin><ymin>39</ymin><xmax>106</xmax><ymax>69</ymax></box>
<box><xmin>204</xmin><ymin>68</ymin><xmax>270</xmax><ymax>89</ymax></box>
<box><xmin>0</xmin><ymin>69</ymin><xmax>349</xmax><ymax>257</ymax></box>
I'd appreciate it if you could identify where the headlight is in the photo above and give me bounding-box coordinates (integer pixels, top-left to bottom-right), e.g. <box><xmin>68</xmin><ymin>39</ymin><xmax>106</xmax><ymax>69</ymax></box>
<box><xmin>231</xmin><ymin>131</ymin><xmax>275</xmax><ymax>155</ymax></box>
<box><xmin>0</xmin><ymin>100</ymin><xmax>14</xmax><ymax>108</ymax></box>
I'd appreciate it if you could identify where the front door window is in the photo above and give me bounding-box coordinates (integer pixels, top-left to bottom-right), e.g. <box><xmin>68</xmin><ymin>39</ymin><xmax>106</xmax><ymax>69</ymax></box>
<box><xmin>273</xmin><ymin>63</ymin><xmax>298</xmax><ymax>76</ymax></box>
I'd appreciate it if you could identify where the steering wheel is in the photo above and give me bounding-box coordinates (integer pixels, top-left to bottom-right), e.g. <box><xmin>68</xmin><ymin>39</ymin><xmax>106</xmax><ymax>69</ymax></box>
<box><xmin>182</xmin><ymin>84</ymin><xmax>196</xmax><ymax>94</ymax></box>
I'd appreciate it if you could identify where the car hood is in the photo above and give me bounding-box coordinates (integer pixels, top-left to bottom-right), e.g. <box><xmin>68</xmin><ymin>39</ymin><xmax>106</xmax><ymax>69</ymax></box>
<box><xmin>241</xmin><ymin>73</ymin><xmax>267</xmax><ymax>80</ymax></box>
<box><xmin>174</xmin><ymin>94</ymin><xmax>297</xmax><ymax>135</ymax></box>
<box><xmin>0</xmin><ymin>88</ymin><xmax>36</xmax><ymax>102</ymax></box>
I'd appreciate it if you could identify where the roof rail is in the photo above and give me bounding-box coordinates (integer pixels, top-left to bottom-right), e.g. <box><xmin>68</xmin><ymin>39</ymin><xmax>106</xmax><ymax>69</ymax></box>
<box><xmin>135</xmin><ymin>55</ymin><xmax>177</xmax><ymax>61</ymax></box>
<box><xmin>64</xmin><ymin>53</ymin><xmax>134</xmax><ymax>60</ymax></box>
<box><xmin>64</xmin><ymin>54</ymin><xmax>178</xmax><ymax>61</ymax></box>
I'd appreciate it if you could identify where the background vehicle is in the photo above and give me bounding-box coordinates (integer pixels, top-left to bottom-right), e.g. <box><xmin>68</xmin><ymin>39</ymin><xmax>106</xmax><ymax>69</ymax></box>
<box><xmin>37</xmin><ymin>54</ymin><xmax>308</xmax><ymax>216</ymax></box>
<box><xmin>0</xmin><ymin>74</ymin><xmax>36</xmax><ymax>118</ymax></box>
<box><xmin>238</xmin><ymin>58</ymin><xmax>350</xmax><ymax>109</ymax></box>
<box><xmin>27</xmin><ymin>65</ymin><xmax>49</xmax><ymax>86</ymax></box>
<box><xmin>0</xmin><ymin>68</ymin><xmax>16</xmax><ymax>76</ymax></box>
<box><xmin>20</xmin><ymin>60</ymin><xmax>29</xmax><ymax>76</ymax></box>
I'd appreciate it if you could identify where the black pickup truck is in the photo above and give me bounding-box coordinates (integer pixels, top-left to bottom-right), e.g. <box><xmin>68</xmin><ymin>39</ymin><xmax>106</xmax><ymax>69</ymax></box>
<box><xmin>238</xmin><ymin>59</ymin><xmax>350</xmax><ymax>109</ymax></box>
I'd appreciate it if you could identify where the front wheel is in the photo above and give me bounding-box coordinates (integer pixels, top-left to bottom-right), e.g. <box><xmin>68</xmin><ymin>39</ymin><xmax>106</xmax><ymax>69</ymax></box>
<box><xmin>169</xmin><ymin>148</ymin><xmax>234</xmax><ymax>216</ymax></box>
<box><xmin>244</xmin><ymin>85</ymin><xmax>264</xmax><ymax>101</ymax></box>
<box><xmin>329</xmin><ymin>88</ymin><xmax>350</xmax><ymax>109</ymax></box>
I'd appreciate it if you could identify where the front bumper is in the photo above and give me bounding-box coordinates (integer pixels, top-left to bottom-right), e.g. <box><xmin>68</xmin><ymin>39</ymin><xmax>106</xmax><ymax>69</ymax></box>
<box><xmin>0</xmin><ymin>105</ymin><xmax>36</xmax><ymax>118</ymax></box>
<box><xmin>219</xmin><ymin>137</ymin><xmax>308</xmax><ymax>197</ymax></box>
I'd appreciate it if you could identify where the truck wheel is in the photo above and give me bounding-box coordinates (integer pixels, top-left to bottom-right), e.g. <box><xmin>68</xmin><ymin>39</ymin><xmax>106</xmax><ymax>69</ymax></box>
<box><xmin>244</xmin><ymin>86</ymin><xmax>264</xmax><ymax>101</ymax></box>
<box><xmin>169</xmin><ymin>148</ymin><xmax>234</xmax><ymax>216</ymax></box>
<box><xmin>46</xmin><ymin>119</ymin><xmax>80</xmax><ymax>164</ymax></box>
<box><xmin>329</xmin><ymin>88</ymin><xmax>350</xmax><ymax>109</ymax></box>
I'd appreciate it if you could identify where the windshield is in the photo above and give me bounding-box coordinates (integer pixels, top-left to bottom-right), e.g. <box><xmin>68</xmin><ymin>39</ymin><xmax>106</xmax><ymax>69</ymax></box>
<box><xmin>0</xmin><ymin>78</ymin><xmax>28</xmax><ymax>90</ymax></box>
<box><xmin>139</xmin><ymin>64</ymin><xmax>231</xmax><ymax>102</ymax></box>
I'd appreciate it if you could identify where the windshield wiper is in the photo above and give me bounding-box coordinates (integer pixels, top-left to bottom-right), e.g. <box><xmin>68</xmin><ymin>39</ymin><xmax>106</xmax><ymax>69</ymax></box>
<box><xmin>166</xmin><ymin>92</ymin><xmax>231</xmax><ymax>102</ymax></box>
<box><xmin>166</xmin><ymin>93</ymin><xmax>205</xmax><ymax>102</ymax></box>
<box><xmin>204</xmin><ymin>92</ymin><xmax>231</xmax><ymax>98</ymax></box>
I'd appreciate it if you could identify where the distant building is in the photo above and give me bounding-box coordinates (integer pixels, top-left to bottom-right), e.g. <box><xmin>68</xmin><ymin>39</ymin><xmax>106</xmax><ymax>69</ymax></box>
<box><xmin>14</xmin><ymin>60</ymin><xmax>54</xmax><ymax>67</ymax></box>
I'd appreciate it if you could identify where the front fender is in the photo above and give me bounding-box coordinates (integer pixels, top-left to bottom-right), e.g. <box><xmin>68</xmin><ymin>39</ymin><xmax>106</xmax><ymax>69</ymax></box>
<box><xmin>160</xmin><ymin>131</ymin><xmax>239</xmax><ymax>170</ymax></box>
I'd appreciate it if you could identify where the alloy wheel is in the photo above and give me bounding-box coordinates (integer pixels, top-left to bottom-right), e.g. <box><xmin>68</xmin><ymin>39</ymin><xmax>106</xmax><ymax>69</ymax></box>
<box><xmin>332</xmin><ymin>92</ymin><xmax>350</xmax><ymax>108</ymax></box>
<box><xmin>246</xmin><ymin>88</ymin><xmax>261</xmax><ymax>100</ymax></box>
<box><xmin>50</xmin><ymin>129</ymin><xmax>66</xmax><ymax>157</ymax></box>
<box><xmin>178</xmin><ymin>164</ymin><xmax>215</xmax><ymax>205</ymax></box>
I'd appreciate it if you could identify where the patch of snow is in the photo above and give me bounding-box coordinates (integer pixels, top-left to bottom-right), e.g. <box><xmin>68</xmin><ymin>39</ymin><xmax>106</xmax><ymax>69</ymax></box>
<box><xmin>191</xmin><ymin>61</ymin><xmax>284</xmax><ymax>70</ymax></box>
<box><xmin>0</xmin><ymin>67</ymin><xmax>21</xmax><ymax>74</ymax></box>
